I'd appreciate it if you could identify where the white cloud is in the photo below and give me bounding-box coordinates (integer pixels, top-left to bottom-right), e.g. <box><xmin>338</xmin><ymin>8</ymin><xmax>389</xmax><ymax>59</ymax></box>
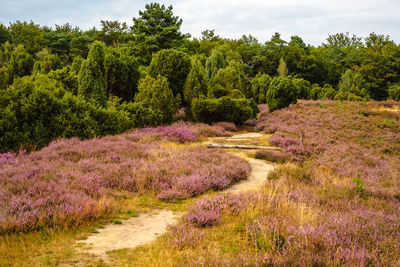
<box><xmin>1</xmin><ymin>0</ymin><xmax>399</xmax><ymax>45</ymax></box>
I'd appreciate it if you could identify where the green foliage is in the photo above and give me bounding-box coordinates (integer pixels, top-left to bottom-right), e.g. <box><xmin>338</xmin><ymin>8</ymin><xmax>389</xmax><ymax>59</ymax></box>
<box><xmin>183</xmin><ymin>56</ymin><xmax>208</xmax><ymax>105</ymax></box>
<box><xmin>135</xmin><ymin>75</ymin><xmax>179</xmax><ymax>123</ymax></box>
<box><xmin>78</xmin><ymin>41</ymin><xmax>107</xmax><ymax>106</ymax></box>
<box><xmin>277</xmin><ymin>57</ymin><xmax>288</xmax><ymax>77</ymax></box>
<box><xmin>0</xmin><ymin>74</ymin><xmax>136</xmax><ymax>152</ymax></box>
<box><xmin>9</xmin><ymin>21</ymin><xmax>45</xmax><ymax>54</ymax></box>
<box><xmin>191</xmin><ymin>96</ymin><xmax>258</xmax><ymax>124</ymax></box>
<box><xmin>0</xmin><ymin>67</ymin><xmax>9</xmax><ymax>89</ymax></box>
<box><xmin>388</xmin><ymin>84</ymin><xmax>400</xmax><ymax>101</ymax></box>
<box><xmin>97</xmin><ymin>20</ymin><xmax>130</xmax><ymax>46</ymax></box>
<box><xmin>251</xmin><ymin>73</ymin><xmax>271</xmax><ymax>104</ymax></box>
<box><xmin>206</xmin><ymin>49</ymin><xmax>226</xmax><ymax>79</ymax></box>
<box><xmin>310</xmin><ymin>83</ymin><xmax>337</xmax><ymax>100</ymax></box>
<box><xmin>104</xmin><ymin>48</ymin><xmax>140</xmax><ymax>102</ymax></box>
<box><xmin>292</xmin><ymin>78</ymin><xmax>311</xmax><ymax>100</ymax></box>
<box><xmin>148</xmin><ymin>49</ymin><xmax>191</xmax><ymax>98</ymax></box>
<box><xmin>70</xmin><ymin>34</ymin><xmax>92</xmax><ymax>58</ymax></box>
<box><xmin>0</xmin><ymin>24</ymin><xmax>11</xmax><ymax>45</ymax></box>
<box><xmin>338</xmin><ymin>69</ymin><xmax>370</xmax><ymax>100</ymax></box>
<box><xmin>7</xmin><ymin>45</ymin><xmax>34</xmax><ymax>83</ymax></box>
<box><xmin>131</xmin><ymin>3</ymin><xmax>187</xmax><ymax>64</ymax></box>
<box><xmin>266</xmin><ymin>76</ymin><xmax>298</xmax><ymax>112</ymax></box>
<box><xmin>33</xmin><ymin>52</ymin><xmax>63</xmax><ymax>74</ymax></box>
<box><xmin>121</xmin><ymin>102</ymin><xmax>163</xmax><ymax>127</ymax></box>
<box><xmin>47</xmin><ymin>66</ymin><xmax>78</xmax><ymax>94</ymax></box>
<box><xmin>353</xmin><ymin>172</ymin><xmax>365</xmax><ymax>195</ymax></box>
<box><xmin>334</xmin><ymin>91</ymin><xmax>363</xmax><ymax>101</ymax></box>
<box><xmin>210</xmin><ymin>60</ymin><xmax>251</xmax><ymax>98</ymax></box>
<box><xmin>70</xmin><ymin>56</ymin><xmax>84</xmax><ymax>75</ymax></box>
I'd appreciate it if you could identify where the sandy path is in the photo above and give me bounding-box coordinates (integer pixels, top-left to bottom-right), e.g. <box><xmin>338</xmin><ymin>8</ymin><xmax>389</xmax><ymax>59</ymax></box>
<box><xmin>228</xmin><ymin>154</ymin><xmax>275</xmax><ymax>192</ymax></box>
<box><xmin>78</xmin><ymin>210</ymin><xmax>180</xmax><ymax>260</ymax></box>
<box><xmin>76</xmin><ymin>132</ymin><xmax>274</xmax><ymax>263</ymax></box>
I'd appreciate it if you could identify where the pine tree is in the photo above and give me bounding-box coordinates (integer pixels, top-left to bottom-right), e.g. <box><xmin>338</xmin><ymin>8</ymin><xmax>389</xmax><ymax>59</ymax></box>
<box><xmin>78</xmin><ymin>41</ymin><xmax>107</xmax><ymax>106</ymax></box>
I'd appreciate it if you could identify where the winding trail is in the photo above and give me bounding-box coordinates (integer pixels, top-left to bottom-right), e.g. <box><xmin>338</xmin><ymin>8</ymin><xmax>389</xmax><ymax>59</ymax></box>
<box><xmin>76</xmin><ymin>132</ymin><xmax>275</xmax><ymax>262</ymax></box>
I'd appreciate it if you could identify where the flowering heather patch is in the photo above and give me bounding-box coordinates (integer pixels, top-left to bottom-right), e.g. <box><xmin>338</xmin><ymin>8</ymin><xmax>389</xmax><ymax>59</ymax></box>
<box><xmin>213</xmin><ymin>122</ymin><xmax>238</xmax><ymax>132</ymax></box>
<box><xmin>257</xmin><ymin>100</ymin><xmax>400</xmax><ymax>192</ymax></box>
<box><xmin>0</xmin><ymin>123</ymin><xmax>248</xmax><ymax>233</ymax></box>
<box><xmin>167</xmin><ymin>223</ymin><xmax>204</xmax><ymax>249</ymax></box>
<box><xmin>186</xmin><ymin>193</ymin><xmax>254</xmax><ymax>227</ymax></box>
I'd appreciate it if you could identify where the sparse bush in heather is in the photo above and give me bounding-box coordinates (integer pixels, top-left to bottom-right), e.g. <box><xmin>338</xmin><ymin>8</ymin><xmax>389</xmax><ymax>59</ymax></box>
<box><xmin>213</xmin><ymin>122</ymin><xmax>238</xmax><ymax>132</ymax></box>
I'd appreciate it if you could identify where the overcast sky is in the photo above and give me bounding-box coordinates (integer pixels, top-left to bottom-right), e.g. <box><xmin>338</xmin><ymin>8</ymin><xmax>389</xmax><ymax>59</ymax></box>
<box><xmin>1</xmin><ymin>0</ymin><xmax>399</xmax><ymax>45</ymax></box>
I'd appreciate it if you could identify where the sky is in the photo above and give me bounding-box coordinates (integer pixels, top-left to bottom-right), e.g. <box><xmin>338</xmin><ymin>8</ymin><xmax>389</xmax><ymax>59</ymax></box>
<box><xmin>1</xmin><ymin>0</ymin><xmax>400</xmax><ymax>45</ymax></box>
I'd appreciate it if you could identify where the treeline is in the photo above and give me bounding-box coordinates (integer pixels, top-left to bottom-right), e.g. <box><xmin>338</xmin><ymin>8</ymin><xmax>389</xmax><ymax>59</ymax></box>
<box><xmin>1</xmin><ymin>3</ymin><xmax>400</xmax><ymax>152</ymax></box>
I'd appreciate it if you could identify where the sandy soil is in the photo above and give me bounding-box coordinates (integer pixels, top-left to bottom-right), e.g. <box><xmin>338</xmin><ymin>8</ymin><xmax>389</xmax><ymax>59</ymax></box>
<box><xmin>78</xmin><ymin>210</ymin><xmax>180</xmax><ymax>260</ymax></box>
<box><xmin>228</xmin><ymin>153</ymin><xmax>275</xmax><ymax>192</ymax></box>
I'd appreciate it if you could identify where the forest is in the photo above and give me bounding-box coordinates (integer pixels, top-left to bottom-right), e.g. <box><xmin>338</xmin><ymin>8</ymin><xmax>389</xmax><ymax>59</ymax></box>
<box><xmin>1</xmin><ymin>2</ymin><xmax>400</xmax><ymax>153</ymax></box>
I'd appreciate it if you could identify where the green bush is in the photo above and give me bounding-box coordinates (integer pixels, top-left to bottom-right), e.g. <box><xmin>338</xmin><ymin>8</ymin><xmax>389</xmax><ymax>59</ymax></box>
<box><xmin>135</xmin><ymin>75</ymin><xmax>179</xmax><ymax>124</ymax></box>
<box><xmin>266</xmin><ymin>76</ymin><xmax>298</xmax><ymax>112</ymax></box>
<box><xmin>338</xmin><ymin>69</ymin><xmax>370</xmax><ymax>100</ymax></box>
<box><xmin>191</xmin><ymin>96</ymin><xmax>258</xmax><ymax>124</ymax></box>
<box><xmin>183</xmin><ymin>55</ymin><xmax>208</xmax><ymax>105</ymax></box>
<box><xmin>334</xmin><ymin>91</ymin><xmax>363</xmax><ymax>101</ymax></box>
<box><xmin>251</xmin><ymin>73</ymin><xmax>271</xmax><ymax>104</ymax></box>
<box><xmin>293</xmin><ymin>78</ymin><xmax>311</xmax><ymax>100</ymax></box>
<box><xmin>78</xmin><ymin>41</ymin><xmax>107</xmax><ymax>107</ymax></box>
<box><xmin>148</xmin><ymin>49</ymin><xmax>191</xmax><ymax>97</ymax></box>
<box><xmin>388</xmin><ymin>84</ymin><xmax>400</xmax><ymax>101</ymax></box>
<box><xmin>0</xmin><ymin>74</ymin><xmax>141</xmax><ymax>152</ymax></box>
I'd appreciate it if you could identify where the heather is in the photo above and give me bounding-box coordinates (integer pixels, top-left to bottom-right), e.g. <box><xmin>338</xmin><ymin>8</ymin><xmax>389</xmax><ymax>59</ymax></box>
<box><xmin>257</xmin><ymin>100</ymin><xmax>400</xmax><ymax>194</ymax></box>
<box><xmin>118</xmin><ymin>100</ymin><xmax>400</xmax><ymax>266</ymax></box>
<box><xmin>0</xmin><ymin>122</ymin><xmax>248</xmax><ymax>233</ymax></box>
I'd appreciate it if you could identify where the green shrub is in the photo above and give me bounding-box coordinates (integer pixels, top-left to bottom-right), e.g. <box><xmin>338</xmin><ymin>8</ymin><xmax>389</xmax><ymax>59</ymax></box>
<box><xmin>388</xmin><ymin>84</ymin><xmax>400</xmax><ymax>101</ymax></box>
<box><xmin>266</xmin><ymin>76</ymin><xmax>298</xmax><ymax>112</ymax></box>
<box><xmin>135</xmin><ymin>75</ymin><xmax>179</xmax><ymax>124</ymax></box>
<box><xmin>149</xmin><ymin>49</ymin><xmax>191</xmax><ymax>97</ymax></box>
<box><xmin>293</xmin><ymin>78</ymin><xmax>311</xmax><ymax>100</ymax></box>
<box><xmin>183</xmin><ymin>55</ymin><xmax>208</xmax><ymax>105</ymax></box>
<box><xmin>338</xmin><ymin>69</ymin><xmax>370</xmax><ymax>100</ymax></box>
<box><xmin>251</xmin><ymin>73</ymin><xmax>271</xmax><ymax>104</ymax></box>
<box><xmin>191</xmin><ymin>96</ymin><xmax>258</xmax><ymax>124</ymax></box>
<box><xmin>78</xmin><ymin>41</ymin><xmax>107</xmax><ymax>106</ymax></box>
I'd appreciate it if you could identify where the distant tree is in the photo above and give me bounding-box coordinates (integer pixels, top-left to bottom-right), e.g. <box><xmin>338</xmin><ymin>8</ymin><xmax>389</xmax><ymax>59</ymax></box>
<box><xmin>9</xmin><ymin>21</ymin><xmax>45</xmax><ymax>54</ymax></box>
<box><xmin>183</xmin><ymin>56</ymin><xmax>208</xmax><ymax>105</ymax></box>
<box><xmin>148</xmin><ymin>49</ymin><xmax>191</xmax><ymax>98</ymax></box>
<box><xmin>251</xmin><ymin>73</ymin><xmax>271</xmax><ymax>104</ymax></box>
<box><xmin>277</xmin><ymin>57</ymin><xmax>288</xmax><ymax>77</ymax></box>
<box><xmin>388</xmin><ymin>84</ymin><xmax>400</xmax><ymax>101</ymax></box>
<box><xmin>104</xmin><ymin>48</ymin><xmax>140</xmax><ymax>101</ymax></box>
<box><xmin>205</xmin><ymin>49</ymin><xmax>226</xmax><ymax>79</ymax></box>
<box><xmin>131</xmin><ymin>3</ymin><xmax>188</xmax><ymax>64</ymax></box>
<box><xmin>266</xmin><ymin>76</ymin><xmax>298</xmax><ymax>112</ymax></box>
<box><xmin>7</xmin><ymin>45</ymin><xmax>34</xmax><ymax>83</ymax></box>
<box><xmin>0</xmin><ymin>24</ymin><xmax>11</xmax><ymax>45</ymax></box>
<box><xmin>338</xmin><ymin>69</ymin><xmax>370</xmax><ymax>100</ymax></box>
<box><xmin>211</xmin><ymin>60</ymin><xmax>251</xmax><ymax>98</ymax></box>
<box><xmin>325</xmin><ymin>32</ymin><xmax>362</xmax><ymax>48</ymax></box>
<box><xmin>70</xmin><ymin>34</ymin><xmax>92</xmax><ymax>58</ymax></box>
<box><xmin>78</xmin><ymin>41</ymin><xmax>107</xmax><ymax>106</ymax></box>
<box><xmin>0</xmin><ymin>67</ymin><xmax>9</xmax><ymax>89</ymax></box>
<box><xmin>135</xmin><ymin>75</ymin><xmax>179</xmax><ymax>123</ymax></box>
<box><xmin>97</xmin><ymin>20</ymin><xmax>130</xmax><ymax>46</ymax></box>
